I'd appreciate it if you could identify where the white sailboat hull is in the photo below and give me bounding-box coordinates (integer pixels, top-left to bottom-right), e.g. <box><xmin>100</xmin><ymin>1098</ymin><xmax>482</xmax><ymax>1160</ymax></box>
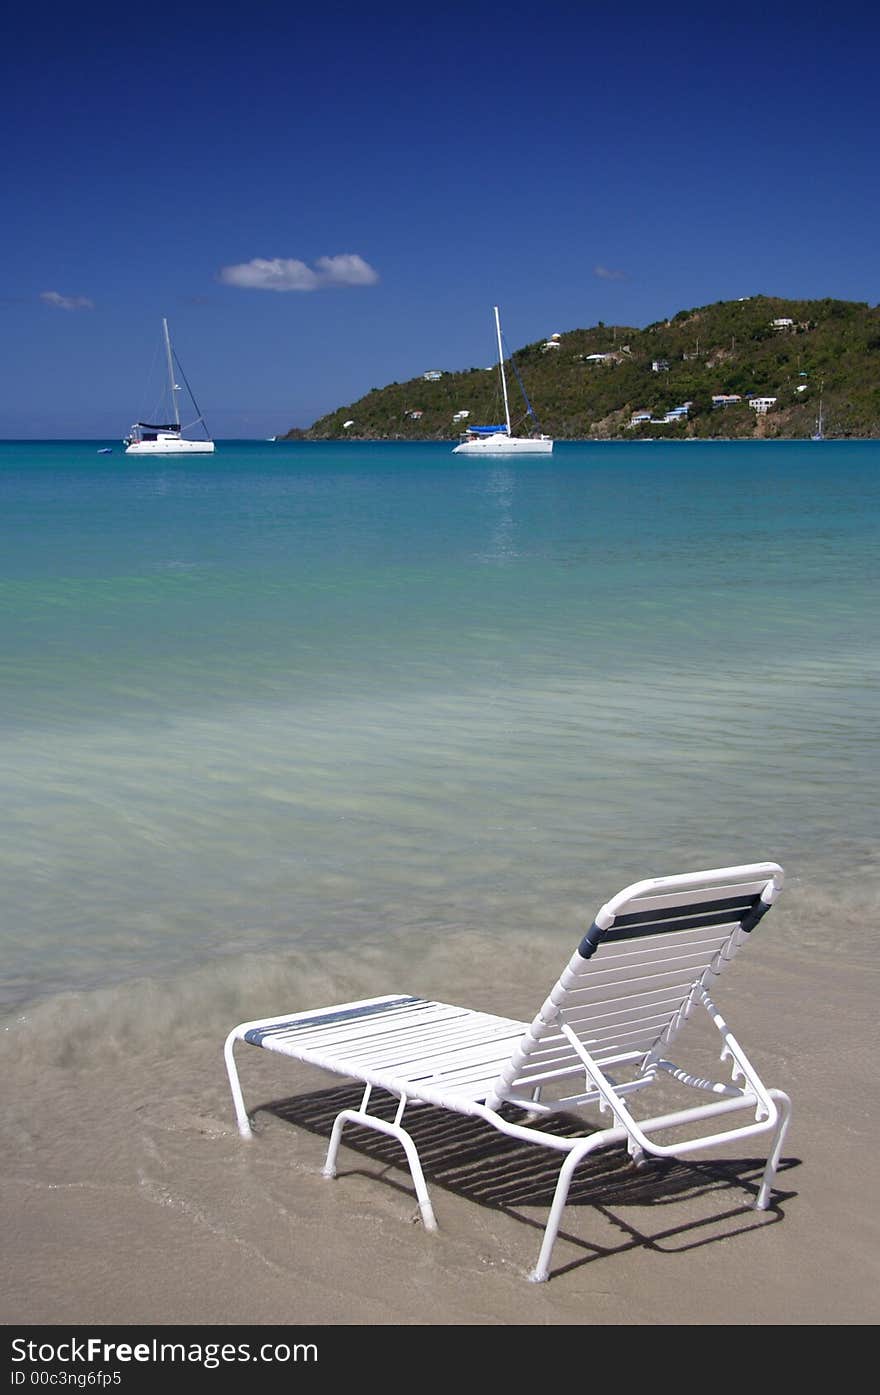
<box><xmin>452</xmin><ymin>433</ymin><xmax>553</xmax><ymax>455</ymax></box>
<box><xmin>124</xmin><ymin>436</ymin><xmax>215</xmax><ymax>455</ymax></box>
<box><xmin>124</xmin><ymin>320</ymin><xmax>215</xmax><ymax>456</ymax></box>
<box><xmin>453</xmin><ymin>307</ymin><xmax>553</xmax><ymax>457</ymax></box>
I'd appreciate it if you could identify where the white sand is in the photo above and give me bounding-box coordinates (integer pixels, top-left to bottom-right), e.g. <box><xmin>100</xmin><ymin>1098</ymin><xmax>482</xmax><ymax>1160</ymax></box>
<box><xmin>1</xmin><ymin>932</ymin><xmax>877</xmax><ymax>1326</ymax></box>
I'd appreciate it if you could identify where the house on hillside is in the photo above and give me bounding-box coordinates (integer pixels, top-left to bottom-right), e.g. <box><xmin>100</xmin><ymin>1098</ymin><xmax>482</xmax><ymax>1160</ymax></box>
<box><xmin>712</xmin><ymin>394</ymin><xmax>742</xmax><ymax>408</ymax></box>
<box><xmin>749</xmin><ymin>396</ymin><xmax>778</xmax><ymax>413</ymax></box>
<box><xmin>423</xmin><ymin>370</ymin><xmax>443</xmax><ymax>381</ymax></box>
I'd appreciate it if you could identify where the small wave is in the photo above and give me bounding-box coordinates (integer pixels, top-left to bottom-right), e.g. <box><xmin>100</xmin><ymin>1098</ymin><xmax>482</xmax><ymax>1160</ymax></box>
<box><xmin>0</xmin><ymin>874</ymin><xmax>869</xmax><ymax>1074</ymax></box>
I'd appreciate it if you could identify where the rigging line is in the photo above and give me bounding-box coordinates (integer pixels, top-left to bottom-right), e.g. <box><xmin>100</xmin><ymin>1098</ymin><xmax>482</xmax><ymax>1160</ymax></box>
<box><xmin>503</xmin><ymin>333</ymin><xmax>541</xmax><ymax>429</ymax></box>
<box><xmin>172</xmin><ymin>348</ymin><xmax>212</xmax><ymax>439</ymax></box>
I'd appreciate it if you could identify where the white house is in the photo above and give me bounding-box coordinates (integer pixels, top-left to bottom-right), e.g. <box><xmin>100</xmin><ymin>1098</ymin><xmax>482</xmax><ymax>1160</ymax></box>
<box><xmin>712</xmin><ymin>394</ymin><xmax>742</xmax><ymax>408</ymax></box>
<box><xmin>628</xmin><ymin>410</ymin><xmax>652</xmax><ymax>427</ymax></box>
<box><xmin>423</xmin><ymin>370</ymin><xmax>443</xmax><ymax>381</ymax></box>
<box><xmin>406</xmin><ymin>410</ymin><xmax>424</xmax><ymax>420</ymax></box>
<box><xmin>749</xmin><ymin>397</ymin><xmax>778</xmax><ymax>413</ymax></box>
<box><xmin>584</xmin><ymin>352</ymin><xmax>613</xmax><ymax>363</ymax></box>
<box><xmin>652</xmin><ymin>359</ymin><xmax>670</xmax><ymax>372</ymax></box>
<box><xmin>771</xmin><ymin>318</ymin><xmax>794</xmax><ymax>330</ymax></box>
<box><xmin>452</xmin><ymin>410</ymin><xmax>470</xmax><ymax>421</ymax></box>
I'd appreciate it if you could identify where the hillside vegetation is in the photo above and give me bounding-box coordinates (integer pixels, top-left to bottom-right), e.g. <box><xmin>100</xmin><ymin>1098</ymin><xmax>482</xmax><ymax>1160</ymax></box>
<box><xmin>282</xmin><ymin>295</ymin><xmax>880</xmax><ymax>441</ymax></box>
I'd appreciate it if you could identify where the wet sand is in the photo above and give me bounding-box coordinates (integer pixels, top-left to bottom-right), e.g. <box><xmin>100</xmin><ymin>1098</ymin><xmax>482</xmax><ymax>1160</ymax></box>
<box><xmin>2</xmin><ymin>918</ymin><xmax>877</xmax><ymax>1327</ymax></box>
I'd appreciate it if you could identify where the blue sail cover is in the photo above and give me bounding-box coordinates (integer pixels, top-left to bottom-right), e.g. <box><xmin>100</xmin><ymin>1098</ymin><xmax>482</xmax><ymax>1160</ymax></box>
<box><xmin>467</xmin><ymin>424</ymin><xmax>507</xmax><ymax>434</ymax></box>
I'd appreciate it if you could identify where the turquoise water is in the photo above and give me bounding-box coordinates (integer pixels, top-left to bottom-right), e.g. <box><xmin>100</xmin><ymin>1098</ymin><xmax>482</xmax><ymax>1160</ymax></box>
<box><xmin>1</xmin><ymin>438</ymin><xmax>878</xmax><ymax>1011</ymax></box>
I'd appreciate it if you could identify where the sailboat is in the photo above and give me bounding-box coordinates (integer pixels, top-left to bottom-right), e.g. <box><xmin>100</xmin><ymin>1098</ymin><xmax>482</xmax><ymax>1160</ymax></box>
<box><xmin>124</xmin><ymin>319</ymin><xmax>215</xmax><ymax>455</ymax></box>
<box><xmin>811</xmin><ymin>387</ymin><xmax>825</xmax><ymax>441</ymax></box>
<box><xmin>452</xmin><ymin>306</ymin><xmax>553</xmax><ymax>455</ymax></box>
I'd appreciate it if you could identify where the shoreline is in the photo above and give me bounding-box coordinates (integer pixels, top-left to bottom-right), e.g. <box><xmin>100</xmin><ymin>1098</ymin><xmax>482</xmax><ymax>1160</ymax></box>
<box><xmin>2</xmin><ymin>435</ymin><xmax>879</xmax><ymax>447</ymax></box>
<box><xmin>2</xmin><ymin>933</ymin><xmax>877</xmax><ymax>1325</ymax></box>
<box><xmin>275</xmin><ymin>434</ymin><xmax>878</xmax><ymax>444</ymax></box>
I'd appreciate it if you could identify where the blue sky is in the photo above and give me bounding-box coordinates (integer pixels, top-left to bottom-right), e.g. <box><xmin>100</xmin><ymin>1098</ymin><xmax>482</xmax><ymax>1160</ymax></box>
<box><xmin>2</xmin><ymin>0</ymin><xmax>878</xmax><ymax>437</ymax></box>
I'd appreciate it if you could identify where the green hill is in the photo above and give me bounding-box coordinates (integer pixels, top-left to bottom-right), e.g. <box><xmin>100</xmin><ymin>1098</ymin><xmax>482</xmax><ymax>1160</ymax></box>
<box><xmin>282</xmin><ymin>295</ymin><xmax>880</xmax><ymax>441</ymax></box>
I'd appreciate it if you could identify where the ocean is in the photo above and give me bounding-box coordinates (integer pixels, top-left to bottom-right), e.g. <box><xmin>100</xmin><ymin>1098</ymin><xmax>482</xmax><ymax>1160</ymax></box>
<box><xmin>1</xmin><ymin>438</ymin><xmax>878</xmax><ymax>1018</ymax></box>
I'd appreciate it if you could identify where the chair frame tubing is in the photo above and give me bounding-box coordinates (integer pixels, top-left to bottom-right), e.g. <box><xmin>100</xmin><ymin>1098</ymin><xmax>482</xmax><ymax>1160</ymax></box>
<box><xmin>223</xmin><ymin>862</ymin><xmax>791</xmax><ymax>1282</ymax></box>
<box><xmin>225</xmin><ymin>1020</ymin><xmax>791</xmax><ymax>1282</ymax></box>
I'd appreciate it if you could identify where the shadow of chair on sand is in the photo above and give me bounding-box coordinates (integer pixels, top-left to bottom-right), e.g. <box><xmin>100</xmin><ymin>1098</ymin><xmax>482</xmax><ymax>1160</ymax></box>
<box><xmin>257</xmin><ymin>1082</ymin><xmax>799</xmax><ymax>1279</ymax></box>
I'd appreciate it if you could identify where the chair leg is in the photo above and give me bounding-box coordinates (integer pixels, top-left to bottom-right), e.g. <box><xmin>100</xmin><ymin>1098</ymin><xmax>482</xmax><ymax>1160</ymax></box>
<box><xmin>322</xmin><ymin>1106</ymin><xmax>438</xmax><ymax>1232</ymax></box>
<box><xmin>529</xmin><ymin>1133</ymin><xmax>612</xmax><ymax>1283</ymax></box>
<box><xmin>756</xmin><ymin>1089</ymin><xmax>792</xmax><ymax>1210</ymax></box>
<box><xmin>223</xmin><ymin>1032</ymin><xmax>253</xmax><ymax>1139</ymax></box>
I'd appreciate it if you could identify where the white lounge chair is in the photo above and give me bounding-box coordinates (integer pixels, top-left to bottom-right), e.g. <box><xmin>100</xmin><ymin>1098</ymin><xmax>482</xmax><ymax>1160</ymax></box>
<box><xmin>224</xmin><ymin>862</ymin><xmax>791</xmax><ymax>1282</ymax></box>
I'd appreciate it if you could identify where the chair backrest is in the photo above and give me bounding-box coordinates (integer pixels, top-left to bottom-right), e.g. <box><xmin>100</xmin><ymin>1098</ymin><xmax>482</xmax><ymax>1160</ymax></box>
<box><xmin>488</xmin><ymin>862</ymin><xmax>784</xmax><ymax>1107</ymax></box>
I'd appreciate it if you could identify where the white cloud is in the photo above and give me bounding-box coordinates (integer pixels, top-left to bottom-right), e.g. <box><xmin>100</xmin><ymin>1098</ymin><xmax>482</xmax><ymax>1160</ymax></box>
<box><xmin>313</xmin><ymin>254</ymin><xmax>379</xmax><ymax>286</ymax></box>
<box><xmin>40</xmin><ymin>290</ymin><xmax>94</xmax><ymax>310</ymax></box>
<box><xmin>593</xmin><ymin>265</ymin><xmax>626</xmax><ymax>281</ymax></box>
<box><xmin>218</xmin><ymin>253</ymin><xmax>379</xmax><ymax>292</ymax></box>
<box><xmin>218</xmin><ymin>258</ymin><xmax>318</xmax><ymax>291</ymax></box>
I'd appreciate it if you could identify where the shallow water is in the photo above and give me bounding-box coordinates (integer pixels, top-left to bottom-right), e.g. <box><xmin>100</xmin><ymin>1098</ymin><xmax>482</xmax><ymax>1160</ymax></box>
<box><xmin>1</xmin><ymin>438</ymin><xmax>878</xmax><ymax>1021</ymax></box>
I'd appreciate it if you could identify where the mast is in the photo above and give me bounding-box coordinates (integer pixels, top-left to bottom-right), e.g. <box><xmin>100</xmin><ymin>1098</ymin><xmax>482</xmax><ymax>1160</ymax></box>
<box><xmin>163</xmin><ymin>318</ymin><xmax>180</xmax><ymax>428</ymax></box>
<box><xmin>494</xmin><ymin>305</ymin><xmax>511</xmax><ymax>437</ymax></box>
<box><xmin>816</xmin><ymin>379</ymin><xmax>824</xmax><ymax>438</ymax></box>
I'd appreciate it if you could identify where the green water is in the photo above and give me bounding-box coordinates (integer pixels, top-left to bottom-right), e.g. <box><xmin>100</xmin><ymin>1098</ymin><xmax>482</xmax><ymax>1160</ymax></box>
<box><xmin>1</xmin><ymin>438</ymin><xmax>877</xmax><ymax>1008</ymax></box>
